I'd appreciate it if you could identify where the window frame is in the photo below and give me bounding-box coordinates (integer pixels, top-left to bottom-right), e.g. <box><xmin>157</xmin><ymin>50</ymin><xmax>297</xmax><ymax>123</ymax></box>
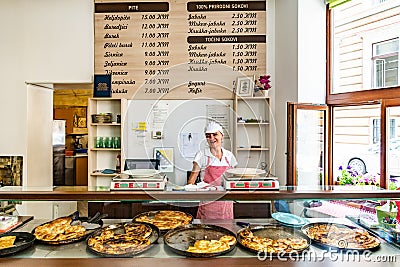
<box><xmin>326</xmin><ymin>5</ymin><xmax>400</xmax><ymax>188</ymax></box>
<box><xmin>372</xmin><ymin>38</ymin><xmax>399</xmax><ymax>88</ymax></box>
<box><xmin>371</xmin><ymin>118</ymin><xmax>396</xmax><ymax>144</ymax></box>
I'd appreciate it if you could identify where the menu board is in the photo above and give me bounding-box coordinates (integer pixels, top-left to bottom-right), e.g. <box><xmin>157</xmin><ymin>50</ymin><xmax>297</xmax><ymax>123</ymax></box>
<box><xmin>94</xmin><ymin>0</ymin><xmax>267</xmax><ymax>99</ymax></box>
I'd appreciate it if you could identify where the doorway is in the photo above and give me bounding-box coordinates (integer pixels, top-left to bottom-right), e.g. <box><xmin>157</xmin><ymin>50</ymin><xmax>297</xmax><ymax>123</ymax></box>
<box><xmin>53</xmin><ymin>83</ymin><xmax>92</xmax><ymax>186</ymax></box>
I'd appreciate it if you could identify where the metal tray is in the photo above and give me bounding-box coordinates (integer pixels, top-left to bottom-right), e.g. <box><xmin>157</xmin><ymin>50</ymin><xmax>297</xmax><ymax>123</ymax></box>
<box><xmin>301</xmin><ymin>222</ymin><xmax>381</xmax><ymax>251</ymax></box>
<box><xmin>224</xmin><ymin>168</ymin><xmax>266</xmax><ymax>178</ymax></box>
<box><xmin>86</xmin><ymin>222</ymin><xmax>159</xmax><ymax>257</ymax></box>
<box><xmin>32</xmin><ymin>214</ymin><xmax>103</xmax><ymax>245</ymax></box>
<box><xmin>163</xmin><ymin>224</ymin><xmax>237</xmax><ymax>258</ymax></box>
<box><xmin>237</xmin><ymin>224</ymin><xmax>311</xmax><ymax>255</ymax></box>
<box><xmin>0</xmin><ymin>232</ymin><xmax>35</xmax><ymax>257</ymax></box>
<box><xmin>132</xmin><ymin>210</ymin><xmax>193</xmax><ymax>233</ymax></box>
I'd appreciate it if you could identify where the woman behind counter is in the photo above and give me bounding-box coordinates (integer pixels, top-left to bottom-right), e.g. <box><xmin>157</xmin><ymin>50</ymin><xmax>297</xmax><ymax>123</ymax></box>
<box><xmin>187</xmin><ymin>122</ymin><xmax>238</xmax><ymax>219</ymax></box>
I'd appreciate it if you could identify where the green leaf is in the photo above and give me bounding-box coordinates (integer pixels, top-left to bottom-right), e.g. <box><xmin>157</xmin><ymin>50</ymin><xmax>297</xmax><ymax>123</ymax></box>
<box><xmin>326</xmin><ymin>0</ymin><xmax>352</xmax><ymax>9</ymax></box>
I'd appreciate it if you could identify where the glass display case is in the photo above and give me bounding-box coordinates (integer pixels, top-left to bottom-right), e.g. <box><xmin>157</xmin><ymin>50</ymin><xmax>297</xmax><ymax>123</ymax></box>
<box><xmin>0</xmin><ymin>185</ymin><xmax>400</xmax><ymax>267</ymax></box>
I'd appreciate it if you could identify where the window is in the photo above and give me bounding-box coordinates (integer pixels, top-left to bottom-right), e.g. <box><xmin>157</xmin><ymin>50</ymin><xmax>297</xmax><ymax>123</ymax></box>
<box><xmin>330</xmin><ymin>0</ymin><xmax>400</xmax><ymax>94</ymax></box>
<box><xmin>372</xmin><ymin>39</ymin><xmax>399</xmax><ymax>88</ymax></box>
<box><xmin>333</xmin><ymin>105</ymin><xmax>381</xmax><ymax>176</ymax></box>
<box><xmin>372</xmin><ymin>118</ymin><xmax>396</xmax><ymax>144</ymax></box>
<box><xmin>372</xmin><ymin>119</ymin><xmax>380</xmax><ymax>144</ymax></box>
<box><xmin>327</xmin><ymin>1</ymin><xmax>400</xmax><ymax>187</ymax></box>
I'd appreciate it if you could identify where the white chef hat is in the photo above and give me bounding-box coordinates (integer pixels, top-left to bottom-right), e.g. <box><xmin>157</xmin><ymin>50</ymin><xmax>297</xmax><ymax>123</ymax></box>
<box><xmin>205</xmin><ymin>121</ymin><xmax>223</xmax><ymax>134</ymax></box>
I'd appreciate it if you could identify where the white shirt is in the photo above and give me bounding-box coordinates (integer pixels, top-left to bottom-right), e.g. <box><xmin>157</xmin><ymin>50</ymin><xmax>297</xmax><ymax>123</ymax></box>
<box><xmin>193</xmin><ymin>147</ymin><xmax>238</xmax><ymax>171</ymax></box>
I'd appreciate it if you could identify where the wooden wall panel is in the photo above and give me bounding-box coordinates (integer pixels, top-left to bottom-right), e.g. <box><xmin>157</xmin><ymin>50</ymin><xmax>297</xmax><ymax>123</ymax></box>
<box><xmin>94</xmin><ymin>0</ymin><xmax>267</xmax><ymax>99</ymax></box>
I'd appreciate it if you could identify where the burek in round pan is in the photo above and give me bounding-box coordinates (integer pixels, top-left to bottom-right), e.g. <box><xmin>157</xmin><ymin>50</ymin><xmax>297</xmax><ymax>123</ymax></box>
<box><xmin>0</xmin><ymin>232</ymin><xmax>35</xmax><ymax>257</ymax></box>
<box><xmin>163</xmin><ymin>224</ymin><xmax>237</xmax><ymax>258</ymax></box>
<box><xmin>237</xmin><ymin>224</ymin><xmax>311</xmax><ymax>256</ymax></box>
<box><xmin>132</xmin><ymin>210</ymin><xmax>193</xmax><ymax>233</ymax></box>
<box><xmin>32</xmin><ymin>214</ymin><xmax>103</xmax><ymax>245</ymax></box>
<box><xmin>301</xmin><ymin>222</ymin><xmax>380</xmax><ymax>251</ymax></box>
<box><xmin>86</xmin><ymin>222</ymin><xmax>160</xmax><ymax>257</ymax></box>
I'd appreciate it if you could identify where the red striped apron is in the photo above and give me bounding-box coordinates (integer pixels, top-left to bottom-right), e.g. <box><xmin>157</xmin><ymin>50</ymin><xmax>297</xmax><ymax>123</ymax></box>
<box><xmin>196</xmin><ymin>156</ymin><xmax>233</xmax><ymax>219</ymax></box>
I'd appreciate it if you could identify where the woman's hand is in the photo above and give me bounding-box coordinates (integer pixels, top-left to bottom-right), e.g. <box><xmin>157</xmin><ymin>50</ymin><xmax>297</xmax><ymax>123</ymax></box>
<box><xmin>187</xmin><ymin>162</ymin><xmax>201</xmax><ymax>185</ymax></box>
<box><xmin>187</xmin><ymin>171</ymin><xmax>200</xmax><ymax>185</ymax></box>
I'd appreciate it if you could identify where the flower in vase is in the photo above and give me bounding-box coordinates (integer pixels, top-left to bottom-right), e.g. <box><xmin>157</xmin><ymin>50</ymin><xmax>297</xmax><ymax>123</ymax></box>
<box><xmin>258</xmin><ymin>75</ymin><xmax>272</xmax><ymax>90</ymax></box>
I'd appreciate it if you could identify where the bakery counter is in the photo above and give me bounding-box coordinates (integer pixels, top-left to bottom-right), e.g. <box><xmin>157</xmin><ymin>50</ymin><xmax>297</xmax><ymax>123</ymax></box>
<box><xmin>2</xmin><ymin>218</ymin><xmax>400</xmax><ymax>267</ymax></box>
<box><xmin>1</xmin><ymin>185</ymin><xmax>400</xmax><ymax>201</ymax></box>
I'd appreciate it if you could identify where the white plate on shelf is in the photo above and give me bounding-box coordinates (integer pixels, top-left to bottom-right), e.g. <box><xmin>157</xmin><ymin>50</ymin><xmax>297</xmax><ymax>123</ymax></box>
<box><xmin>122</xmin><ymin>169</ymin><xmax>160</xmax><ymax>177</ymax></box>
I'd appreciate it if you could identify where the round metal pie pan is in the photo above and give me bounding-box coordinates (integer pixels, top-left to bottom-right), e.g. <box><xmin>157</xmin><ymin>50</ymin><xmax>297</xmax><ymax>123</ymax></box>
<box><xmin>163</xmin><ymin>224</ymin><xmax>237</xmax><ymax>258</ymax></box>
<box><xmin>32</xmin><ymin>216</ymin><xmax>103</xmax><ymax>245</ymax></box>
<box><xmin>0</xmin><ymin>232</ymin><xmax>35</xmax><ymax>257</ymax></box>
<box><xmin>86</xmin><ymin>222</ymin><xmax>159</xmax><ymax>257</ymax></box>
<box><xmin>301</xmin><ymin>222</ymin><xmax>380</xmax><ymax>251</ymax></box>
<box><xmin>237</xmin><ymin>224</ymin><xmax>311</xmax><ymax>255</ymax></box>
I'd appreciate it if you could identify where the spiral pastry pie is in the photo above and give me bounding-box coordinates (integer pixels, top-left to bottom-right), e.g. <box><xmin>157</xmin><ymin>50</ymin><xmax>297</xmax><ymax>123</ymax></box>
<box><xmin>304</xmin><ymin>223</ymin><xmax>380</xmax><ymax>249</ymax></box>
<box><xmin>87</xmin><ymin>223</ymin><xmax>154</xmax><ymax>255</ymax></box>
<box><xmin>33</xmin><ymin>217</ymin><xmax>86</xmax><ymax>242</ymax></box>
<box><xmin>134</xmin><ymin>210</ymin><xmax>192</xmax><ymax>231</ymax></box>
<box><xmin>239</xmin><ymin>228</ymin><xmax>308</xmax><ymax>253</ymax></box>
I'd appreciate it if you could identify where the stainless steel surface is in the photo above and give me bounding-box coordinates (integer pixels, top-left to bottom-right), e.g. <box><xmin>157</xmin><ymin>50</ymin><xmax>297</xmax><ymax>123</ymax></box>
<box><xmin>8</xmin><ymin>218</ymin><xmax>400</xmax><ymax>259</ymax></box>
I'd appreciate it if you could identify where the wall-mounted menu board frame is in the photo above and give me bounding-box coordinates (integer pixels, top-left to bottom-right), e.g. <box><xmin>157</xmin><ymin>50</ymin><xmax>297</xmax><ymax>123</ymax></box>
<box><xmin>94</xmin><ymin>0</ymin><xmax>267</xmax><ymax>99</ymax></box>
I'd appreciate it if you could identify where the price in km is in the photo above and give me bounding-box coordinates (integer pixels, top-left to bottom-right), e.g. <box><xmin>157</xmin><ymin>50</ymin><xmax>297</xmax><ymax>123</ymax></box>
<box><xmin>145</xmin><ymin>78</ymin><xmax>170</xmax><ymax>84</ymax></box>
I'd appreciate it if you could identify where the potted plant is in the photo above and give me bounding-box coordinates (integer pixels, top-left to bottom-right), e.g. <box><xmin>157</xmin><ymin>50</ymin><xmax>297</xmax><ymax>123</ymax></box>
<box><xmin>337</xmin><ymin>165</ymin><xmax>379</xmax><ymax>189</ymax></box>
<box><xmin>254</xmin><ymin>75</ymin><xmax>271</xmax><ymax>96</ymax></box>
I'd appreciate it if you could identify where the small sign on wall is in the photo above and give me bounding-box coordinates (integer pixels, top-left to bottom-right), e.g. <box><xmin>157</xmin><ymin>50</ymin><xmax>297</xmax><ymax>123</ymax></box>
<box><xmin>93</xmin><ymin>74</ymin><xmax>112</xmax><ymax>97</ymax></box>
<box><xmin>154</xmin><ymin>147</ymin><xmax>174</xmax><ymax>173</ymax></box>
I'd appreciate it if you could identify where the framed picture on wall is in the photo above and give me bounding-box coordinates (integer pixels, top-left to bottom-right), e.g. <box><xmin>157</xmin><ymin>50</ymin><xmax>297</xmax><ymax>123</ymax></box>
<box><xmin>236</xmin><ymin>77</ymin><xmax>253</xmax><ymax>97</ymax></box>
<box><xmin>93</xmin><ymin>74</ymin><xmax>112</xmax><ymax>97</ymax></box>
<box><xmin>153</xmin><ymin>147</ymin><xmax>174</xmax><ymax>173</ymax></box>
<box><xmin>0</xmin><ymin>156</ymin><xmax>23</xmax><ymax>186</ymax></box>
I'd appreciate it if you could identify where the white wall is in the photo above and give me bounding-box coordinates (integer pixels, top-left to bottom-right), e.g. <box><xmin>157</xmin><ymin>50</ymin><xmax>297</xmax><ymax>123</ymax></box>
<box><xmin>274</xmin><ymin>0</ymin><xmax>326</xmax><ymax>182</ymax></box>
<box><xmin>125</xmin><ymin>99</ymin><xmax>234</xmax><ymax>186</ymax></box>
<box><xmin>0</xmin><ymin>0</ymin><xmax>327</xmax><ymax>193</ymax></box>
<box><xmin>298</xmin><ymin>0</ymin><xmax>326</xmax><ymax>103</ymax></box>
<box><xmin>0</xmin><ymin>0</ymin><xmax>93</xmax><ymax>184</ymax></box>
<box><xmin>26</xmin><ymin>85</ymin><xmax>54</xmax><ymax>186</ymax></box>
<box><xmin>275</xmin><ymin>0</ymin><xmax>298</xmax><ymax>183</ymax></box>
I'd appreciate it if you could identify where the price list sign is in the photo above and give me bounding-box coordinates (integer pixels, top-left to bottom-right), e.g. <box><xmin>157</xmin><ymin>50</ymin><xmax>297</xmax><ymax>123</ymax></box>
<box><xmin>94</xmin><ymin>0</ymin><xmax>267</xmax><ymax>99</ymax></box>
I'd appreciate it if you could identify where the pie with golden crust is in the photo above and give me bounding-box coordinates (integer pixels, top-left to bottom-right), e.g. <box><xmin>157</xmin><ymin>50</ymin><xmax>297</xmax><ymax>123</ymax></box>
<box><xmin>186</xmin><ymin>235</ymin><xmax>236</xmax><ymax>253</ymax></box>
<box><xmin>33</xmin><ymin>217</ymin><xmax>86</xmax><ymax>242</ymax></box>
<box><xmin>134</xmin><ymin>210</ymin><xmax>192</xmax><ymax>231</ymax></box>
<box><xmin>239</xmin><ymin>228</ymin><xmax>308</xmax><ymax>253</ymax></box>
<box><xmin>87</xmin><ymin>223</ymin><xmax>154</xmax><ymax>255</ymax></box>
<box><xmin>303</xmin><ymin>223</ymin><xmax>380</xmax><ymax>250</ymax></box>
<box><xmin>0</xmin><ymin>236</ymin><xmax>16</xmax><ymax>250</ymax></box>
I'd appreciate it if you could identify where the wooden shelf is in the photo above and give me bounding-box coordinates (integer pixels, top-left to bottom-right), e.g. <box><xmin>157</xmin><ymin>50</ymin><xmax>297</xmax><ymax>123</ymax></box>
<box><xmin>91</xmin><ymin>123</ymin><xmax>121</xmax><ymax>126</ymax></box>
<box><xmin>91</xmin><ymin>97</ymin><xmax>120</xmax><ymax>101</ymax></box>
<box><xmin>237</xmin><ymin>122</ymin><xmax>270</xmax><ymax>125</ymax></box>
<box><xmin>90</xmin><ymin>148</ymin><xmax>121</xmax><ymax>151</ymax></box>
<box><xmin>234</xmin><ymin>93</ymin><xmax>271</xmax><ymax>170</ymax></box>
<box><xmin>237</xmin><ymin>147</ymin><xmax>270</xmax><ymax>151</ymax></box>
<box><xmin>88</xmin><ymin>98</ymin><xmax>127</xmax><ymax>187</ymax></box>
<box><xmin>90</xmin><ymin>172</ymin><xmax>117</xmax><ymax>177</ymax></box>
<box><xmin>237</xmin><ymin>96</ymin><xmax>270</xmax><ymax>100</ymax></box>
